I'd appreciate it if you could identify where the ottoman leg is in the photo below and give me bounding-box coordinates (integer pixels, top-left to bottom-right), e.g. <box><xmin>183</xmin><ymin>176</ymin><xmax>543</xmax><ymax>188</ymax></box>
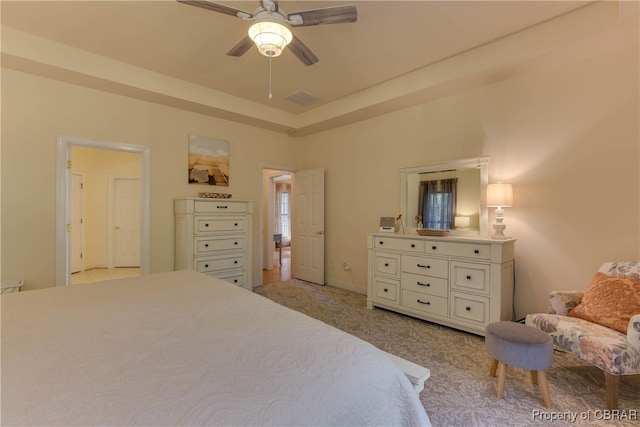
<box><xmin>496</xmin><ymin>361</ymin><xmax>507</xmax><ymax>399</ymax></box>
<box><xmin>530</xmin><ymin>370</ymin><xmax>538</xmax><ymax>385</ymax></box>
<box><xmin>489</xmin><ymin>359</ymin><xmax>498</xmax><ymax>377</ymax></box>
<box><xmin>538</xmin><ymin>370</ymin><xmax>553</xmax><ymax>408</ymax></box>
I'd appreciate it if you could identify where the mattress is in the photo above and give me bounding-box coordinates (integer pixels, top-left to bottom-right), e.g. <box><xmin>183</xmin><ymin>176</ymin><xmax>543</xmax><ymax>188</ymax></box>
<box><xmin>1</xmin><ymin>270</ymin><xmax>430</xmax><ymax>426</ymax></box>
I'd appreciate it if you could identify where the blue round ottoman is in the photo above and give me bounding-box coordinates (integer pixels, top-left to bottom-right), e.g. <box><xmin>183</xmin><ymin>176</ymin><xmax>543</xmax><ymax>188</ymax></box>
<box><xmin>485</xmin><ymin>321</ymin><xmax>554</xmax><ymax>408</ymax></box>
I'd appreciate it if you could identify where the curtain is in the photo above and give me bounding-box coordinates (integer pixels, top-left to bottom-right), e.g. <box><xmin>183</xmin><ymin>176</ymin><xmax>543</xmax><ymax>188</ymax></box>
<box><xmin>440</xmin><ymin>178</ymin><xmax>458</xmax><ymax>229</ymax></box>
<box><xmin>420</xmin><ymin>178</ymin><xmax>457</xmax><ymax>229</ymax></box>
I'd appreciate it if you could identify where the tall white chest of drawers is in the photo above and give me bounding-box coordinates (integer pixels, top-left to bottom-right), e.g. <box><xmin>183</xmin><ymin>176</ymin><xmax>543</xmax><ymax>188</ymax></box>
<box><xmin>175</xmin><ymin>198</ymin><xmax>253</xmax><ymax>290</ymax></box>
<box><xmin>367</xmin><ymin>233</ymin><xmax>515</xmax><ymax>336</ymax></box>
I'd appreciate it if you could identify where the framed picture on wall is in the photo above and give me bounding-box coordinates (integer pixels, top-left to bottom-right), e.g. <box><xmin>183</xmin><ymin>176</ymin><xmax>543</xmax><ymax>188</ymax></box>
<box><xmin>188</xmin><ymin>135</ymin><xmax>230</xmax><ymax>186</ymax></box>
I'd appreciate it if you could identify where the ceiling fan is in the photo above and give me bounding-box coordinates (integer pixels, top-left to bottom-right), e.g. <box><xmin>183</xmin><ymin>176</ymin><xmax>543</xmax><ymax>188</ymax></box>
<box><xmin>177</xmin><ymin>0</ymin><xmax>358</xmax><ymax>66</ymax></box>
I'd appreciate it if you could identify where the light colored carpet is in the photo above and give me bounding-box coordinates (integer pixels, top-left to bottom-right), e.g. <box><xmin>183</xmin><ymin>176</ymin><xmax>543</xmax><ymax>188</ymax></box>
<box><xmin>254</xmin><ymin>279</ymin><xmax>640</xmax><ymax>427</ymax></box>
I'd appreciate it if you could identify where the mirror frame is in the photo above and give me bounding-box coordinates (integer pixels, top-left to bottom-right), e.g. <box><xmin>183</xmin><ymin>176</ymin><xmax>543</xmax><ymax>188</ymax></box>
<box><xmin>400</xmin><ymin>157</ymin><xmax>489</xmax><ymax>236</ymax></box>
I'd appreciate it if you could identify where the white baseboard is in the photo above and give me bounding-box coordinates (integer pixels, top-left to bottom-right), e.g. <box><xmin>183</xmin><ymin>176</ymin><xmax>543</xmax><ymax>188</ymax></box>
<box><xmin>325</xmin><ymin>278</ymin><xmax>366</xmax><ymax>295</ymax></box>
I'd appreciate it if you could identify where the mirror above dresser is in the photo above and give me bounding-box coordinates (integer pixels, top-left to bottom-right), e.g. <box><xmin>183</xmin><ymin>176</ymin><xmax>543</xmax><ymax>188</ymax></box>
<box><xmin>399</xmin><ymin>157</ymin><xmax>489</xmax><ymax>236</ymax></box>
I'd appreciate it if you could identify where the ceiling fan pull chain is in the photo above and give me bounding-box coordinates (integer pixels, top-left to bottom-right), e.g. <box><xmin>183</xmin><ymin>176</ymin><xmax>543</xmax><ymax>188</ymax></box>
<box><xmin>268</xmin><ymin>55</ymin><xmax>273</xmax><ymax>100</ymax></box>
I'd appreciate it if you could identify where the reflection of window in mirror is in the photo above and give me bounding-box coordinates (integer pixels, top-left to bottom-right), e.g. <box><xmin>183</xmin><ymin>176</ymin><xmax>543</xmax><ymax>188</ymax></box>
<box><xmin>419</xmin><ymin>178</ymin><xmax>457</xmax><ymax>229</ymax></box>
<box><xmin>400</xmin><ymin>157</ymin><xmax>488</xmax><ymax>235</ymax></box>
<box><xmin>418</xmin><ymin>169</ymin><xmax>480</xmax><ymax>230</ymax></box>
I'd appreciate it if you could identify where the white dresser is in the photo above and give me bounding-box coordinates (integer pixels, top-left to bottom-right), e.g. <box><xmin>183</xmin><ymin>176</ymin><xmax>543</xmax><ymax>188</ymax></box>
<box><xmin>367</xmin><ymin>233</ymin><xmax>514</xmax><ymax>336</ymax></box>
<box><xmin>175</xmin><ymin>198</ymin><xmax>253</xmax><ymax>290</ymax></box>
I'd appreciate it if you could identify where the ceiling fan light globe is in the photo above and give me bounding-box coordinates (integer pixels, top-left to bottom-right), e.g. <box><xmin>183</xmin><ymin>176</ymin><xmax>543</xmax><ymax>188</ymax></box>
<box><xmin>248</xmin><ymin>21</ymin><xmax>292</xmax><ymax>58</ymax></box>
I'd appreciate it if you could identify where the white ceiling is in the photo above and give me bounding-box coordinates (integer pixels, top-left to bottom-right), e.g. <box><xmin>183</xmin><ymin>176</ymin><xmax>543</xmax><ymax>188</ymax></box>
<box><xmin>2</xmin><ymin>0</ymin><xmax>629</xmax><ymax>135</ymax></box>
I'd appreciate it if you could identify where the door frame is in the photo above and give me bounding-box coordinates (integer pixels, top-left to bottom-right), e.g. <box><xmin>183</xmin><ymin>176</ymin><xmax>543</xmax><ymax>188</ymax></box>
<box><xmin>259</xmin><ymin>163</ymin><xmax>296</xmax><ymax>288</ymax></box>
<box><xmin>108</xmin><ymin>175</ymin><xmax>141</xmax><ymax>269</ymax></box>
<box><xmin>56</xmin><ymin>135</ymin><xmax>151</xmax><ymax>286</ymax></box>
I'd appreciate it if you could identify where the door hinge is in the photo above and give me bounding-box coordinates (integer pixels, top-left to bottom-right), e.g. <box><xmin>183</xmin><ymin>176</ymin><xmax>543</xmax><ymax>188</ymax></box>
<box><xmin>66</xmin><ymin>224</ymin><xmax>71</xmax><ymax>232</ymax></box>
<box><xmin>80</xmin><ymin>218</ymin><xmax>83</xmax><ymax>224</ymax></box>
<box><xmin>80</xmin><ymin>183</ymin><xmax>84</xmax><ymax>189</ymax></box>
<box><xmin>80</xmin><ymin>253</ymin><xmax>83</xmax><ymax>259</ymax></box>
<box><xmin>66</xmin><ymin>161</ymin><xmax>72</xmax><ymax>169</ymax></box>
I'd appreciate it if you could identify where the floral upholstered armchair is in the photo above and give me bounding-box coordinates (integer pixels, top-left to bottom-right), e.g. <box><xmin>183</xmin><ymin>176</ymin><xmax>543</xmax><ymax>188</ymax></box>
<box><xmin>525</xmin><ymin>261</ymin><xmax>640</xmax><ymax>410</ymax></box>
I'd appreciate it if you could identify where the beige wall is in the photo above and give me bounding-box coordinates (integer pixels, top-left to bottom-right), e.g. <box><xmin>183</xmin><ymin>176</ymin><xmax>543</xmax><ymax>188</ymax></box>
<box><xmin>2</xmin><ymin>41</ymin><xmax>638</xmax><ymax>317</ymax></box>
<box><xmin>295</xmin><ymin>44</ymin><xmax>639</xmax><ymax>317</ymax></box>
<box><xmin>1</xmin><ymin>68</ymin><xmax>296</xmax><ymax>290</ymax></box>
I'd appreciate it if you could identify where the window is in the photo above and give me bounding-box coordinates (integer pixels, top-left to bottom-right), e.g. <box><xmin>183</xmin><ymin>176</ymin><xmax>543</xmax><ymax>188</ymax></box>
<box><xmin>275</xmin><ymin>182</ymin><xmax>290</xmax><ymax>241</ymax></box>
<box><xmin>419</xmin><ymin>178</ymin><xmax>457</xmax><ymax>230</ymax></box>
<box><xmin>424</xmin><ymin>192</ymin><xmax>454</xmax><ymax>229</ymax></box>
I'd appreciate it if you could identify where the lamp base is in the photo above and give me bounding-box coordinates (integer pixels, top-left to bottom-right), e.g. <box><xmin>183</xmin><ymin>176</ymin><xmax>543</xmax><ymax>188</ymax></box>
<box><xmin>491</xmin><ymin>222</ymin><xmax>509</xmax><ymax>240</ymax></box>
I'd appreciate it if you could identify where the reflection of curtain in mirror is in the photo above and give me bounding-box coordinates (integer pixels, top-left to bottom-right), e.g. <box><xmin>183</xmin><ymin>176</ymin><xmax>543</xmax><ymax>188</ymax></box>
<box><xmin>275</xmin><ymin>182</ymin><xmax>291</xmax><ymax>245</ymax></box>
<box><xmin>420</xmin><ymin>178</ymin><xmax>458</xmax><ymax>229</ymax></box>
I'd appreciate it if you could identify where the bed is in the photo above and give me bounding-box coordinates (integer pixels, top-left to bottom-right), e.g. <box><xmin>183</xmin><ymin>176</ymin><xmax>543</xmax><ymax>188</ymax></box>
<box><xmin>1</xmin><ymin>270</ymin><xmax>430</xmax><ymax>426</ymax></box>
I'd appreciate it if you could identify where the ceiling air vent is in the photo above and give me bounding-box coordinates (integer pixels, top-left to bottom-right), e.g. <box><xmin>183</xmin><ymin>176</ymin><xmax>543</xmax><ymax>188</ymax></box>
<box><xmin>285</xmin><ymin>90</ymin><xmax>321</xmax><ymax>106</ymax></box>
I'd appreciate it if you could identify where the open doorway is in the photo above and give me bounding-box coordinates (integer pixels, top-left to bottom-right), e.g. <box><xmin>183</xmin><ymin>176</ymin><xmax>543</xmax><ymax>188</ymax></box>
<box><xmin>262</xmin><ymin>168</ymin><xmax>293</xmax><ymax>285</ymax></box>
<box><xmin>56</xmin><ymin>136</ymin><xmax>151</xmax><ymax>286</ymax></box>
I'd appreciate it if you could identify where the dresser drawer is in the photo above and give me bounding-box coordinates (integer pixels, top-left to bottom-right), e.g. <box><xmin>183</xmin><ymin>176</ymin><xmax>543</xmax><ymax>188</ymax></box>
<box><xmin>195</xmin><ymin>217</ymin><xmax>246</xmax><ymax>233</ymax></box>
<box><xmin>208</xmin><ymin>271</ymin><xmax>246</xmax><ymax>287</ymax></box>
<box><xmin>450</xmin><ymin>292</ymin><xmax>490</xmax><ymax>326</ymax></box>
<box><xmin>402</xmin><ymin>256</ymin><xmax>448</xmax><ymax>279</ymax></box>
<box><xmin>195</xmin><ymin>236</ymin><xmax>244</xmax><ymax>254</ymax></box>
<box><xmin>425</xmin><ymin>241</ymin><xmax>490</xmax><ymax>260</ymax></box>
<box><xmin>450</xmin><ymin>262</ymin><xmax>490</xmax><ymax>295</ymax></box>
<box><xmin>373</xmin><ymin>277</ymin><xmax>399</xmax><ymax>303</ymax></box>
<box><xmin>373</xmin><ymin>252</ymin><xmax>401</xmax><ymax>277</ymax></box>
<box><xmin>374</xmin><ymin>237</ymin><xmax>423</xmax><ymax>253</ymax></box>
<box><xmin>194</xmin><ymin>200</ymin><xmax>248</xmax><ymax>213</ymax></box>
<box><xmin>402</xmin><ymin>290</ymin><xmax>448</xmax><ymax>317</ymax></box>
<box><xmin>195</xmin><ymin>254</ymin><xmax>245</xmax><ymax>273</ymax></box>
<box><xmin>401</xmin><ymin>272</ymin><xmax>448</xmax><ymax>298</ymax></box>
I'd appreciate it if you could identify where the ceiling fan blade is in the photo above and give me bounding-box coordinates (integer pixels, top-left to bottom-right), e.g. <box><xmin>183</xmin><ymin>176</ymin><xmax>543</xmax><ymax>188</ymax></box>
<box><xmin>288</xmin><ymin>5</ymin><xmax>357</xmax><ymax>27</ymax></box>
<box><xmin>288</xmin><ymin>35</ymin><xmax>319</xmax><ymax>66</ymax></box>
<box><xmin>177</xmin><ymin>0</ymin><xmax>253</xmax><ymax>19</ymax></box>
<box><xmin>227</xmin><ymin>36</ymin><xmax>254</xmax><ymax>57</ymax></box>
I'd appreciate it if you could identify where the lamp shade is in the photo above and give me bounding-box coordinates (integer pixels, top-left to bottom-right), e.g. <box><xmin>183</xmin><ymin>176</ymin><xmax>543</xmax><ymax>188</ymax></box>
<box><xmin>486</xmin><ymin>182</ymin><xmax>513</xmax><ymax>207</ymax></box>
<box><xmin>454</xmin><ymin>216</ymin><xmax>470</xmax><ymax>228</ymax></box>
<box><xmin>248</xmin><ymin>21</ymin><xmax>292</xmax><ymax>58</ymax></box>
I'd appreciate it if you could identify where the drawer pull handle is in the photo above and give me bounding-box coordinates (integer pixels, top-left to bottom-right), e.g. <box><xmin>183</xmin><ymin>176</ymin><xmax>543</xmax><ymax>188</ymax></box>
<box><xmin>216</xmin><ymin>205</ymin><xmax>228</xmax><ymax>209</ymax></box>
<box><xmin>234</xmin><ymin>242</ymin><xmax>238</xmax><ymax>245</ymax></box>
<box><xmin>466</xmin><ymin>306</ymin><xmax>471</xmax><ymax>311</ymax></box>
<box><xmin>474</xmin><ymin>249</ymin><xmax>480</xmax><ymax>254</ymax></box>
<box><xmin>417</xmin><ymin>264</ymin><xmax>431</xmax><ymax>269</ymax></box>
<box><xmin>383</xmin><ymin>288</ymin><xmax>388</xmax><ymax>293</ymax></box>
<box><xmin>384</xmin><ymin>263</ymin><xmax>389</xmax><ymax>267</ymax></box>
<box><xmin>417</xmin><ymin>282</ymin><xmax>431</xmax><ymax>287</ymax></box>
<box><xmin>417</xmin><ymin>299</ymin><xmax>431</xmax><ymax>305</ymax></box>
<box><xmin>410</xmin><ymin>244</ymin><xmax>415</xmax><ymax>248</ymax></box>
<box><xmin>379</xmin><ymin>241</ymin><xmax>384</xmax><ymax>245</ymax></box>
<box><xmin>205</xmin><ymin>223</ymin><xmax>209</xmax><ymax>227</ymax></box>
<box><xmin>204</xmin><ymin>244</ymin><xmax>209</xmax><ymax>247</ymax></box>
<box><xmin>466</xmin><ymin>275</ymin><xmax>472</xmax><ymax>280</ymax></box>
<box><xmin>234</xmin><ymin>223</ymin><xmax>239</xmax><ymax>227</ymax></box>
<box><xmin>234</xmin><ymin>260</ymin><xmax>238</xmax><ymax>264</ymax></box>
<box><xmin>234</xmin><ymin>279</ymin><xmax>238</xmax><ymax>283</ymax></box>
<box><xmin>204</xmin><ymin>264</ymin><xmax>209</xmax><ymax>268</ymax></box>
<box><xmin>432</xmin><ymin>246</ymin><xmax>437</xmax><ymax>250</ymax></box>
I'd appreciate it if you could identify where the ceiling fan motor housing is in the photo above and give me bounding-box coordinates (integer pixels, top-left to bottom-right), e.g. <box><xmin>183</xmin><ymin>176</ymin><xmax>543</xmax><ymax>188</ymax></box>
<box><xmin>248</xmin><ymin>14</ymin><xmax>292</xmax><ymax>57</ymax></box>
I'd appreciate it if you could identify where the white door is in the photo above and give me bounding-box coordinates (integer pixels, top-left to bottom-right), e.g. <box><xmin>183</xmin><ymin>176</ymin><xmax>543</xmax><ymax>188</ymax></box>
<box><xmin>292</xmin><ymin>168</ymin><xmax>325</xmax><ymax>284</ymax></box>
<box><xmin>70</xmin><ymin>173</ymin><xmax>84</xmax><ymax>274</ymax></box>
<box><xmin>112</xmin><ymin>177</ymin><xmax>141</xmax><ymax>267</ymax></box>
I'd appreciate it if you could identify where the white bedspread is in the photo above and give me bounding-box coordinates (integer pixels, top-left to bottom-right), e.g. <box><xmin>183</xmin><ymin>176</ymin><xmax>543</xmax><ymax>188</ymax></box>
<box><xmin>1</xmin><ymin>271</ymin><xmax>430</xmax><ymax>426</ymax></box>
